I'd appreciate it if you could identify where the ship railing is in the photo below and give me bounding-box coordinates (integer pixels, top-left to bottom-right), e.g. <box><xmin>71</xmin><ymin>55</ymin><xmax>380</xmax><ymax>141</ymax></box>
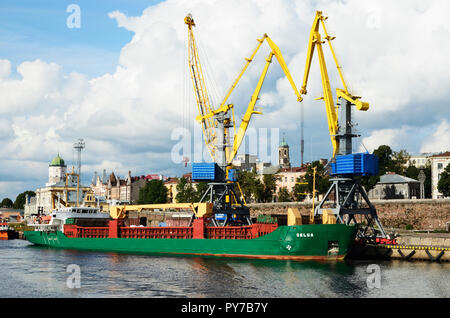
<box><xmin>28</xmin><ymin>224</ymin><xmax>59</xmax><ymax>232</ymax></box>
<box><xmin>206</xmin><ymin>226</ymin><xmax>253</xmax><ymax>239</ymax></box>
<box><xmin>255</xmin><ymin>223</ymin><xmax>278</xmax><ymax>237</ymax></box>
<box><xmin>120</xmin><ymin>226</ymin><xmax>193</xmax><ymax>239</ymax></box>
<box><xmin>77</xmin><ymin>227</ymin><xmax>109</xmax><ymax>238</ymax></box>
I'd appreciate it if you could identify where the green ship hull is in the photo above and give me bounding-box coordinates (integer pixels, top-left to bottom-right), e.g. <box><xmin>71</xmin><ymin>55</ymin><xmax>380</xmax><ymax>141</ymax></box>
<box><xmin>24</xmin><ymin>224</ymin><xmax>357</xmax><ymax>260</ymax></box>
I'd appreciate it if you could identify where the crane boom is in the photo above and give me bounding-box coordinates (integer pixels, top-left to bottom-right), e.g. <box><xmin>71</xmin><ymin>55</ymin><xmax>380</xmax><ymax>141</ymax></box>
<box><xmin>300</xmin><ymin>11</ymin><xmax>369</xmax><ymax>158</ymax></box>
<box><xmin>303</xmin><ymin>11</ymin><xmax>386</xmax><ymax>238</ymax></box>
<box><xmin>185</xmin><ymin>15</ymin><xmax>301</xmax><ymax>170</ymax></box>
<box><xmin>223</xmin><ymin>34</ymin><xmax>301</xmax><ymax>165</ymax></box>
<box><xmin>185</xmin><ymin>14</ymin><xmax>221</xmax><ymax>161</ymax></box>
<box><xmin>228</xmin><ymin>52</ymin><xmax>272</xmax><ymax>164</ymax></box>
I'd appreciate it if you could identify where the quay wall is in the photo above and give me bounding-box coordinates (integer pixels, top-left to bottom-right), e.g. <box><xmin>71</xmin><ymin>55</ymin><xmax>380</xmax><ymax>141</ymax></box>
<box><xmin>248</xmin><ymin>198</ymin><xmax>450</xmax><ymax>231</ymax></box>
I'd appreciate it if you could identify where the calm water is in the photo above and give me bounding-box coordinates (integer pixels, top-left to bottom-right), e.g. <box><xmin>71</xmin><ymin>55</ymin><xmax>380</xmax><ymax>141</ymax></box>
<box><xmin>0</xmin><ymin>240</ymin><xmax>448</xmax><ymax>298</ymax></box>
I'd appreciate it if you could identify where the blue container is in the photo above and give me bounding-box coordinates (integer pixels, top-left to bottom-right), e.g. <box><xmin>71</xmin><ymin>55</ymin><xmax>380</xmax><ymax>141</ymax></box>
<box><xmin>215</xmin><ymin>213</ymin><xmax>227</xmax><ymax>221</ymax></box>
<box><xmin>192</xmin><ymin>163</ymin><xmax>223</xmax><ymax>181</ymax></box>
<box><xmin>227</xmin><ymin>169</ymin><xmax>238</xmax><ymax>182</ymax></box>
<box><xmin>331</xmin><ymin>153</ymin><xmax>379</xmax><ymax>176</ymax></box>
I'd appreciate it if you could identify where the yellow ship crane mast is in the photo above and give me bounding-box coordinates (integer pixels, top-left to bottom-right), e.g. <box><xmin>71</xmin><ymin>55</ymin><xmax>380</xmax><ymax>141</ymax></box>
<box><xmin>301</xmin><ymin>11</ymin><xmax>388</xmax><ymax>238</ymax></box>
<box><xmin>185</xmin><ymin>14</ymin><xmax>220</xmax><ymax>163</ymax></box>
<box><xmin>185</xmin><ymin>14</ymin><xmax>301</xmax><ymax>171</ymax></box>
<box><xmin>300</xmin><ymin>11</ymin><xmax>369</xmax><ymax>158</ymax></box>
<box><xmin>223</xmin><ymin>34</ymin><xmax>302</xmax><ymax>164</ymax></box>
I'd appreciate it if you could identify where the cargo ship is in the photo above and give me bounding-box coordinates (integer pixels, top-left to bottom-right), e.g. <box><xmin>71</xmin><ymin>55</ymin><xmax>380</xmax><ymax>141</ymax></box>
<box><xmin>24</xmin><ymin>204</ymin><xmax>357</xmax><ymax>260</ymax></box>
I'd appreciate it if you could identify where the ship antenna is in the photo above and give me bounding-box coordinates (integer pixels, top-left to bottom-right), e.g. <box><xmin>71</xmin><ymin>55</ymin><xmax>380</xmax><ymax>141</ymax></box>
<box><xmin>73</xmin><ymin>138</ymin><xmax>85</xmax><ymax>207</ymax></box>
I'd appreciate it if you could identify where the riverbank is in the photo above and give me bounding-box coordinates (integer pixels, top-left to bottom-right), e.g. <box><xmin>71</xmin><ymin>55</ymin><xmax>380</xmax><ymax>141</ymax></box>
<box><xmin>349</xmin><ymin>231</ymin><xmax>450</xmax><ymax>262</ymax></box>
<box><xmin>248</xmin><ymin>199</ymin><xmax>450</xmax><ymax>231</ymax></box>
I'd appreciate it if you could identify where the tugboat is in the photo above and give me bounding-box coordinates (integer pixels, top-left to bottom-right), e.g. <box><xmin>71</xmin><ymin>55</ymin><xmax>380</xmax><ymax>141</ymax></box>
<box><xmin>0</xmin><ymin>220</ymin><xmax>15</xmax><ymax>240</ymax></box>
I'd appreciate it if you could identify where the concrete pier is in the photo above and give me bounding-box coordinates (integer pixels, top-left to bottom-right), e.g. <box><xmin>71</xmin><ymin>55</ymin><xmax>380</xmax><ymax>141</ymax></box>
<box><xmin>349</xmin><ymin>232</ymin><xmax>450</xmax><ymax>262</ymax></box>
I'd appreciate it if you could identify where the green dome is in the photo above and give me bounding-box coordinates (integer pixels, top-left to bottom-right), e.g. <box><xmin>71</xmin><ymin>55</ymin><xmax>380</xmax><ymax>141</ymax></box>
<box><xmin>279</xmin><ymin>137</ymin><xmax>289</xmax><ymax>147</ymax></box>
<box><xmin>50</xmin><ymin>154</ymin><xmax>65</xmax><ymax>166</ymax></box>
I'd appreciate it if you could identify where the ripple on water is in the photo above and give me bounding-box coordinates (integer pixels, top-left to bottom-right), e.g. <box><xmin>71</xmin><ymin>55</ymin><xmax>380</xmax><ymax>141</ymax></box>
<box><xmin>0</xmin><ymin>240</ymin><xmax>449</xmax><ymax>297</ymax></box>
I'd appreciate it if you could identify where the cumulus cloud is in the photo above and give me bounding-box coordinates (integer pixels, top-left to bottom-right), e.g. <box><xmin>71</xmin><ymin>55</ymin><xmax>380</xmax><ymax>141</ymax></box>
<box><xmin>0</xmin><ymin>0</ymin><xmax>449</xmax><ymax>200</ymax></box>
<box><xmin>0</xmin><ymin>59</ymin><xmax>11</xmax><ymax>79</ymax></box>
<box><xmin>420</xmin><ymin>120</ymin><xmax>450</xmax><ymax>153</ymax></box>
<box><xmin>359</xmin><ymin>127</ymin><xmax>414</xmax><ymax>153</ymax></box>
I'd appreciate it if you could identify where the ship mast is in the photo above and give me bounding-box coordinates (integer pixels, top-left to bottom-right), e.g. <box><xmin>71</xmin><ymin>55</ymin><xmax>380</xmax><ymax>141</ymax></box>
<box><xmin>73</xmin><ymin>138</ymin><xmax>85</xmax><ymax>207</ymax></box>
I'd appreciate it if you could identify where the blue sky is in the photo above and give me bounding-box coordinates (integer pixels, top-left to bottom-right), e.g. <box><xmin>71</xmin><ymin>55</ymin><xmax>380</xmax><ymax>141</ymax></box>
<box><xmin>0</xmin><ymin>0</ymin><xmax>161</xmax><ymax>77</ymax></box>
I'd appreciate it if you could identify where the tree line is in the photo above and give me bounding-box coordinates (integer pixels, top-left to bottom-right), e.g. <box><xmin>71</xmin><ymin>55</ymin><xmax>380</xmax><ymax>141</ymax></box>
<box><xmin>230</xmin><ymin>144</ymin><xmax>444</xmax><ymax>203</ymax></box>
<box><xmin>3</xmin><ymin>145</ymin><xmax>448</xmax><ymax>208</ymax></box>
<box><xmin>1</xmin><ymin>191</ymin><xmax>35</xmax><ymax>209</ymax></box>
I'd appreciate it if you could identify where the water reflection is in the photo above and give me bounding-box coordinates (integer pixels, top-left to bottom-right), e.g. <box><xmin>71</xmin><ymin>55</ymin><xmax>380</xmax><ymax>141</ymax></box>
<box><xmin>2</xmin><ymin>240</ymin><xmax>449</xmax><ymax>298</ymax></box>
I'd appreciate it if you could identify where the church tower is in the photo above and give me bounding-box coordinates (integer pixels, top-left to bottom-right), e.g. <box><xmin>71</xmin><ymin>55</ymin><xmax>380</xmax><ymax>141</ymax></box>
<box><xmin>46</xmin><ymin>154</ymin><xmax>67</xmax><ymax>186</ymax></box>
<box><xmin>278</xmin><ymin>137</ymin><xmax>291</xmax><ymax>169</ymax></box>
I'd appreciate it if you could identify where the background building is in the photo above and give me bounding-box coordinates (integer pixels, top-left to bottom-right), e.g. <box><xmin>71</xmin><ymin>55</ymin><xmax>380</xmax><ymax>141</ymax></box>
<box><xmin>430</xmin><ymin>151</ymin><xmax>450</xmax><ymax>199</ymax></box>
<box><xmin>23</xmin><ymin>195</ymin><xmax>36</xmax><ymax>221</ymax></box>
<box><xmin>91</xmin><ymin>170</ymin><xmax>154</xmax><ymax>204</ymax></box>
<box><xmin>26</xmin><ymin>154</ymin><xmax>92</xmax><ymax>217</ymax></box>
<box><xmin>278</xmin><ymin>137</ymin><xmax>291</xmax><ymax>169</ymax></box>
<box><xmin>46</xmin><ymin>154</ymin><xmax>67</xmax><ymax>186</ymax></box>
<box><xmin>232</xmin><ymin>154</ymin><xmax>258</xmax><ymax>172</ymax></box>
<box><xmin>275</xmin><ymin>167</ymin><xmax>306</xmax><ymax>196</ymax></box>
<box><xmin>0</xmin><ymin>209</ymin><xmax>24</xmax><ymax>222</ymax></box>
<box><xmin>406</xmin><ymin>153</ymin><xmax>433</xmax><ymax>168</ymax></box>
<box><xmin>164</xmin><ymin>177</ymin><xmax>180</xmax><ymax>203</ymax></box>
<box><xmin>368</xmin><ymin>172</ymin><xmax>421</xmax><ymax>200</ymax></box>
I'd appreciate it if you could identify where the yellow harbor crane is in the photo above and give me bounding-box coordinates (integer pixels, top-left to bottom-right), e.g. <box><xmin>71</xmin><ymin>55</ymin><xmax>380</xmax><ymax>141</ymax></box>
<box><xmin>299</xmin><ymin>10</ymin><xmax>369</xmax><ymax>158</ymax></box>
<box><xmin>185</xmin><ymin>14</ymin><xmax>302</xmax><ymax>225</ymax></box>
<box><xmin>109</xmin><ymin>14</ymin><xmax>302</xmax><ymax>224</ymax></box>
<box><xmin>185</xmin><ymin>13</ymin><xmax>301</xmax><ymax>174</ymax></box>
<box><xmin>299</xmin><ymin>11</ymin><xmax>387</xmax><ymax>238</ymax></box>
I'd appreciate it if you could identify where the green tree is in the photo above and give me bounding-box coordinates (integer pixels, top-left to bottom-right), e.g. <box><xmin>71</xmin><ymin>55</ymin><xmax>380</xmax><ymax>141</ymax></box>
<box><xmin>422</xmin><ymin>164</ymin><xmax>432</xmax><ymax>198</ymax></box>
<box><xmin>292</xmin><ymin>162</ymin><xmax>330</xmax><ymax>201</ymax></box>
<box><xmin>390</xmin><ymin>149</ymin><xmax>410</xmax><ymax>175</ymax></box>
<box><xmin>373</xmin><ymin>145</ymin><xmax>393</xmax><ymax>172</ymax></box>
<box><xmin>293</xmin><ymin>176</ymin><xmax>308</xmax><ymax>201</ymax></box>
<box><xmin>237</xmin><ymin>170</ymin><xmax>262</xmax><ymax>203</ymax></box>
<box><xmin>277</xmin><ymin>187</ymin><xmax>292</xmax><ymax>202</ymax></box>
<box><xmin>13</xmin><ymin>191</ymin><xmax>36</xmax><ymax>209</ymax></box>
<box><xmin>404</xmin><ymin>164</ymin><xmax>431</xmax><ymax>198</ymax></box>
<box><xmin>438</xmin><ymin>163</ymin><xmax>450</xmax><ymax>197</ymax></box>
<box><xmin>194</xmin><ymin>182</ymin><xmax>209</xmax><ymax>202</ymax></box>
<box><xmin>175</xmin><ymin>177</ymin><xmax>196</xmax><ymax>203</ymax></box>
<box><xmin>1</xmin><ymin>198</ymin><xmax>13</xmax><ymax>208</ymax></box>
<box><xmin>361</xmin><ymin>145</ymin><xmax>410</xmax><ymax>191</ymax></box>
<box><xmin>361</xmin><ymin>174</ymin><xmax>380</xmax><ymax>192</ymax></box>
<box><xmin>138</xmin><ymin>180</ymin><xmax>168</xmax><ymax>204</ymax></box>
<box><xmin>405</xmin><ymin>165</ymin><xmax>420</xmax><ymax>179</ymax></box>
<box><xmin>304</xmin><ymin>161</ymin><xmax>330</xmax><ymax>194</ymax></box>
<box><xmin>255</xmin><ymin>174</ymin><xmax>277</xmax><ymax>203</ymax></box>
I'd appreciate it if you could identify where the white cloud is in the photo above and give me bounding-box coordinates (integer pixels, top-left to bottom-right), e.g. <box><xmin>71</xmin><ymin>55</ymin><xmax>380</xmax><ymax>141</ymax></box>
<box><xmin>0</xmin><ymin>59</ymin><xmax>11</xmax><ymax>79</ymax></box>
<box><xmin>420</xmin><ymin>120</ymin><xmax>450</xmax><ymax>153</ymax></box>
<box><xmin>359</xmin><ymin>127</ymin><xmax>413</xmax><ymax>153</ymax></box>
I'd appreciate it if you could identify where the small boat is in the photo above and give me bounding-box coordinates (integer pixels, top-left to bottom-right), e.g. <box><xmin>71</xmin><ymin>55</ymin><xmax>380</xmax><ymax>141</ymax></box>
<box><xmin>0</xmin><ymin>221</ymin><xmax>14</xmax><ymax>240</ymax></box>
